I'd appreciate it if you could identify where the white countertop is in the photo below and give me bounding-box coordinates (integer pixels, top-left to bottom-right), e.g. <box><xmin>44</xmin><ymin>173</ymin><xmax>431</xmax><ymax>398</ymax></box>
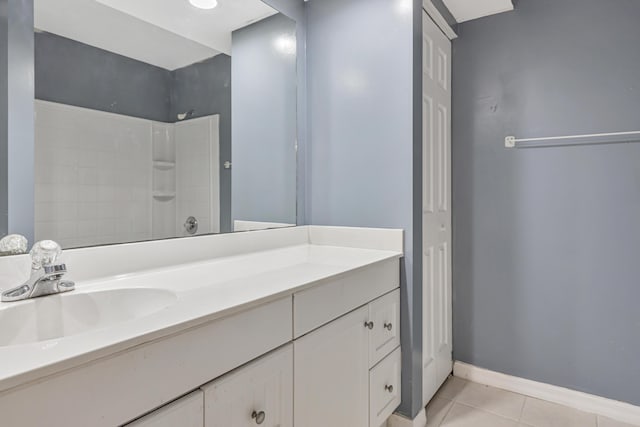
<box><xmin>0</xmin><ymin>235</ymin><xmax>402</xmax><ymax>394</ymax></box>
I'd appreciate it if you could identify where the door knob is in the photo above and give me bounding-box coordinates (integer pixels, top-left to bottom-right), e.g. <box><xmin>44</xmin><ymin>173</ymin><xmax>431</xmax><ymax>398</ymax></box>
<box><xmin>385</xmin><ymin>384</ymin><xmax>394</xmax><ymax>393</ymax></box>
<box><xmin>364</xmin><ymin>321</ymin><xmax>374</xmax><ymax>330</ymax></box>
<box><xmin>251</xmin><ymin>411</ymin><xmax>266</xmax><ymax>424</ymax></box>
<box><xmin>384</xmin><ymin>322</ymin><xmax>393</xmax><ymax>331</ymax></box>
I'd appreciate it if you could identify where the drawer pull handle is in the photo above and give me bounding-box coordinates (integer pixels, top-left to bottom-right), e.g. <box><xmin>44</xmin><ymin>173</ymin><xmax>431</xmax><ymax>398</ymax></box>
<box><xmin>385</xmin><ymin>384</ymin><xmax>394</xmax><ymax>393</ymax></box>
<box><xmin>364</xmin><ymin>321</ymin><xmax>374</xmax><ymax>330</ymax></box>
<box><xmin>384</xmin><ymin>322</ymin><xmax>393</xmax><ymax>331</ymax></box>
<box><xmin>252</xmin><ymin>411</ymin><xmax>266</xmax><ymax>424</ymax></box>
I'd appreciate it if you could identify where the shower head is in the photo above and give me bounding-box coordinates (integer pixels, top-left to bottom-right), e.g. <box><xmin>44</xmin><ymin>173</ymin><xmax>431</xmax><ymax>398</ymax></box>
<box><xmin>177</xmin><ymin>109</ymin><xmax>195</xmax><ymax>121</ymax></box>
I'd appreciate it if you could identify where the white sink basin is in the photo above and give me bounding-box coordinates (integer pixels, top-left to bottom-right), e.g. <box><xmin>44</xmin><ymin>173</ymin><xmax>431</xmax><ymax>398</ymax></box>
<box><xmin>0</xmin><ymin>288</ymin><xmax>177</xmax><ymax>347</ymax></box>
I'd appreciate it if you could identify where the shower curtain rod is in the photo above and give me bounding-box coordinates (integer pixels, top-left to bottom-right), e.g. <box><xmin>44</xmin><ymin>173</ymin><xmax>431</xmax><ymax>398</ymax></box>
<box><xmin>504</xmin><ymin>130</ymin><xmax>640</xmax><ymax>148</ymax></box>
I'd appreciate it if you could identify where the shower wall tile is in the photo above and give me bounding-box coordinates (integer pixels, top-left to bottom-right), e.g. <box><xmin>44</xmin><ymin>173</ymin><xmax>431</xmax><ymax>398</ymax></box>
<box><xmin>34</xmin><ymin>100</ymin><xmax>153</xmax><ymax>249</ymax></box>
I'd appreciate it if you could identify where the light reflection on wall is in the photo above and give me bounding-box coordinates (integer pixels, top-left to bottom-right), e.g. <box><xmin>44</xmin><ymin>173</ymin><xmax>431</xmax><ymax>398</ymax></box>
<box><xmin>395</xmin><ymin>0</ymin><xmax>412</xmax><ymax>15</ymax></box>
<box><xmin>274</xmin><ymin>34</ymin><xmax>296</xmax><ymax>55</ymax></box>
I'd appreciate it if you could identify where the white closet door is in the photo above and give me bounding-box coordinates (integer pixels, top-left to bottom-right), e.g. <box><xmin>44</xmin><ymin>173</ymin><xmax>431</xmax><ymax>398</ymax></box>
<box><xmin>422</xmin><ymin>10</ymin><xmax>453</xmax><ymax>405</ymax></box>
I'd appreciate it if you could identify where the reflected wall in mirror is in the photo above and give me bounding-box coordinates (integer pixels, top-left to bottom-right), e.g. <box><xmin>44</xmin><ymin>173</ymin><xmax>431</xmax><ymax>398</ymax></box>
<box><xmin>2</xmin><ymin>0</ymin><xmax>297</xmax><ymax>251</ymax></box>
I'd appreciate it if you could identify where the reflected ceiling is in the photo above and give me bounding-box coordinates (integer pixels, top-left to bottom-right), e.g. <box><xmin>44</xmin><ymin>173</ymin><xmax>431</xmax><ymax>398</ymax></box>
<box><xmin>34</xmin><ymin>0</ymin><xmax>278</xmax><ymax>70</ymax></box>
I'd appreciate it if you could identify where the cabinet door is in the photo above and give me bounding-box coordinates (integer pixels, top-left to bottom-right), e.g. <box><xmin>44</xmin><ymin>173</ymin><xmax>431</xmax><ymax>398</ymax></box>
<box><xmin>125</xmin><ymin>391</ymin><xmax>203</xmax><ymax>427</ymax></box>
<box><xmin>294</xmin><ymin>305</ymin><xmax>370</xmax><ymax>427</ymax></box>
<box><xmin>369</xmin><ymin>347</ymin><xmax>402</xmax><ymax>427</ymax></box>
<box><xmin>369</xmin><ymin>289</ymin><xmax>401</xmax><ymax>367</ymax></box>
<box><xmin>202</xmin><ymin>345</ymin><xmax>293</xmax><ymax>427</ymax></box>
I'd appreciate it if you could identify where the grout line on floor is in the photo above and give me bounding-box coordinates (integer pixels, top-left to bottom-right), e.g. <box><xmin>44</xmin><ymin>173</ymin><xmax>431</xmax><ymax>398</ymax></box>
<box><xmin>517</xmin><ymin>395</ymin><xmax>527</xmax><ymax>422</ymax></box>
<box><xmin>462</xmin><ymin>402</ymin><xmax>522</xmax><ymax>425</ymax></box>
<box><xmin>436</xmin><ymin>397</ymin><xmax>455</xmax><ymax>427</ymax></box>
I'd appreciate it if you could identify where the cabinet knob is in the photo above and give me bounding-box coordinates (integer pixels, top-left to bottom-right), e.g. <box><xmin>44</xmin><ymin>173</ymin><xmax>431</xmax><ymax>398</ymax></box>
<box><xmin>385</xmin><ymin>384</ymin><xmax>394</xmax><ymax>393</ymax></box>
<box><xmin>384</xmin><ymin>322</ymin><xmax>393</xmax><ymax>331</ymax></box>
<box><xmin>364</xmin><ymin>321</ymin><xmax>374</xmax><ymax>330</ymax></box>
<box><xmin>252</xmin><ymin>411</ymin><xmax>266</xmax><ymax>424</ymax></box>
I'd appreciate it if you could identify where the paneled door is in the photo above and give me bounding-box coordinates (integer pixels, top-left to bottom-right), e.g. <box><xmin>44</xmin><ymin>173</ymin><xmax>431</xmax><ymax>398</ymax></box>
<box><xmin>422</xmin><ymin>10</ymin><xmax>453</xmax><ymax>405</ymax></box>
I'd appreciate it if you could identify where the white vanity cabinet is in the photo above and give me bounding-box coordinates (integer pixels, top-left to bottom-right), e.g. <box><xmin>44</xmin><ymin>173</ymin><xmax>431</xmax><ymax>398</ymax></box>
<box><xmin>127</xmin><ymin>391</ymin><xmax>204</xmax><ymax>427</ymax></box>
<box><xmin>126</xmin><ymin>287</ymin><xmax>400</xmax><ymax>427</ymax></box>
<box><xmin>124</xmin><ymin>346</ymin><xmax>293</xmax><ymax>427</ymax></box>
<box><xmin>294</xmin><ymin>289</ymin><xmax>401</xmax><ymax>427</ymax></box>
<box><xmin>0</xmin><ymin>230</ymin><xmax>403</xmax><ymax>427</ymax></box>
<box><xmin>202</xmin><ymin>345</ymin><xmax>293</xmax><ymax>427</ymax></box>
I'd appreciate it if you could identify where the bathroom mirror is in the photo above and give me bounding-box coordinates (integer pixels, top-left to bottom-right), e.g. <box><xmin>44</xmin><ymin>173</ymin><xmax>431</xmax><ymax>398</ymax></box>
<box><xmin>1</xmin><ymin>0</ymin><xmax>298</xmax><ymax>252</ymax></box>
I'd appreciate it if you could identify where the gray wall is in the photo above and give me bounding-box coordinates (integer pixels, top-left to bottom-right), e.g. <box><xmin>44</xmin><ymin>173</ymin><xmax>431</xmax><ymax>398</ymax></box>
<box><xmin>231</xmin><ymin>13</ymin><xmax>297</xmax><ymax>225</ymax></box>
<box><xmin>452</xmin><ymin>0</ymin><xmax>640</xmax><ymax>405</ymax></box>
<box><xmin>35</xmin><ymin>32</ymin><xmax>172</xmax><ymax>122</ymax></box>
<box><xmin>0</xmin><ymin>0</ymin><xmax>34</xmax><ymax>243</ymax></box>
<box><xmin>306</xmin><ymin>0</ymin><xmax>423</xmax><ymax>417</ymax></box>
<box><xmin>171</xmin><ymin>55</ymin><xmax>232</xmax><ymax>232</ymax></box>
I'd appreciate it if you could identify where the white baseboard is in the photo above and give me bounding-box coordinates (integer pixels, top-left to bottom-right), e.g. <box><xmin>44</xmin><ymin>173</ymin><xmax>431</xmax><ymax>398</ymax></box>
<box><xmin>454</xmin><ymin>361</ymin><xmax>640</xmax><ymax>426</ymax></box>
<box><xmin>387</xmin><ymin>408</ymin><xmax>427</xmax><ymax>427</ymax></box>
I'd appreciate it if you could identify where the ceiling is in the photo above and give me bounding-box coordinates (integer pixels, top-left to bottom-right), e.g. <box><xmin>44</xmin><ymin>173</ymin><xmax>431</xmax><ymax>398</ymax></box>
<box><xmin>442</xmin><ymin>0</ymin><xmax>514</xmax><ymax>23</ymax></box>
<box><xmin>34</xmin><ymin>0</ymin><xmax>278</xmax><ymax>71</ymax></box>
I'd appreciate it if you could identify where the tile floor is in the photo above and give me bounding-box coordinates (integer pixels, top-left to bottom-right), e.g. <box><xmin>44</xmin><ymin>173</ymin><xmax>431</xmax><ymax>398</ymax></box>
<box><xmin>426</xmin><ymin>377</ymin><xmax>639</xmax><ymax>427</ymax></box>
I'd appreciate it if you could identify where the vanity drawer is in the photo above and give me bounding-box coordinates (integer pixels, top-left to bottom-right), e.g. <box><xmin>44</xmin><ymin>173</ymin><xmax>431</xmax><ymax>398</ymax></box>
<box><xmin>202</xmin><ymin>344</ymin><xmax>293</xmax><ymax>427</ymax></box>
<box><xmin>293</xmin><ymin>258</ymin><xmax>399</xmax><ymax>338</ymax></box>
<box><xmin>369</xmin><ymin>289</ymin><xmax>400</xmax><ymax>367</ymax></box>
<box><xmin>369</xmin><ymin>347</ymin><xmax>402</xmax><ymax>427</ymax></box>
<box><xmin>126</xmin><ymin>391</ymin><xmax>204</xmax><ymax>427</ymax></box>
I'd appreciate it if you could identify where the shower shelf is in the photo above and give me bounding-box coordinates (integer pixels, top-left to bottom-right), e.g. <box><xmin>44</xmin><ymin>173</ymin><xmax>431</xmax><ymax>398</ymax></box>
<box><xmin>152</xmin><ymin>191</ymin><xmax>176</xmax><ymax>200</ymax></box>
<box><xmin>153</xmin><ymin>161</ymin><xmax>176</xmax><ymax>170</ymax></box>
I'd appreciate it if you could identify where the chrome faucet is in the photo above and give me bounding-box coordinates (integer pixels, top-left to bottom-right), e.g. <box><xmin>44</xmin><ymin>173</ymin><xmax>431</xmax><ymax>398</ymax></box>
<box><xmin>1</xmin><ymin>240</ymin><xmax>75</xmax><ymax>302</ymax></box>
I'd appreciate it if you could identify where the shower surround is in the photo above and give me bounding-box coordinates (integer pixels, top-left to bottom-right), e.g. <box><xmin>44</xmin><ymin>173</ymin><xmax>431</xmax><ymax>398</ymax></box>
<box><xmin>34</xmin><ymin>100</ymin><xmax>220</xmax><ymax>249</ymax></box>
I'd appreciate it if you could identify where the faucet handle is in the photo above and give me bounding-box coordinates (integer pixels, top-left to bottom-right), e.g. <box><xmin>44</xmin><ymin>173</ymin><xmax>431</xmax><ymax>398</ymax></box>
<box><xmin>43</xmin><ymin>263</ymin><xmax>67</xmax><ymax>275</ymax></box>
<box><xmin>30</xmin><ymin>240</ymin><xmax>62</xmax><ymax>270</ymax></box>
